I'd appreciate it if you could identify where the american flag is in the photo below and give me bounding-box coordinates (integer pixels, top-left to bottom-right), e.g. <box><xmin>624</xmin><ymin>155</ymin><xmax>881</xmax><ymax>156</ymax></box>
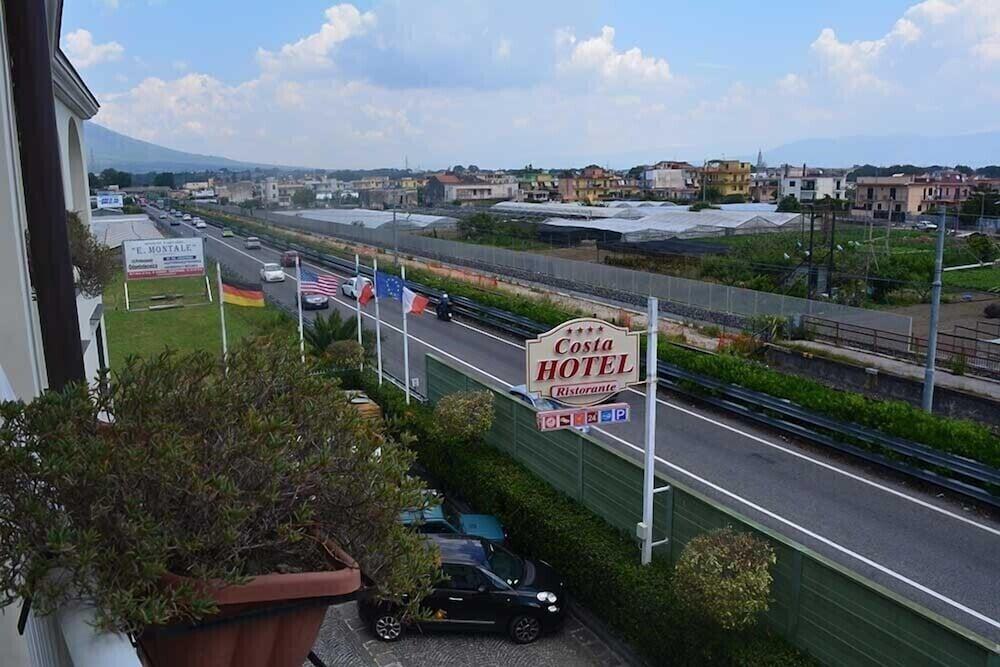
<box><xmin>300</xmin><ymin>269</ymin><xmax>339</xmax><ymax>296</ymax></box>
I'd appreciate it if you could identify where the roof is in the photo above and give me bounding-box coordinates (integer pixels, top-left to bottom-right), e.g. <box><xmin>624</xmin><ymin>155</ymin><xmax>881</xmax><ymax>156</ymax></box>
<box><xmin>427</xmin><ymin>534</ymin><xmax>488</xmax><ymax>565</ymax></box>
<box><xmin>541</xmin><ymin>208</ymin><xmax>802</xmax><ymax>242</ymax></box>
<box><xmin>90</xmin><ymin>214</ymin><xmax>163</xmax><ymax>248</ymax></box>
<box><xmin>278</xmin><ymin>208</ymin><xmax>457</xmax><ymax>230</ymax></box>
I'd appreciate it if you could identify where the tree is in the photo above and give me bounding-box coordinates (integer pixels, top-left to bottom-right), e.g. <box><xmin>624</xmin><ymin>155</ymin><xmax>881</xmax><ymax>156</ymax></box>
<box><xmin>292</xmin><ymin>187</ymin><xmax>316</xmax><ymax>208</ymax></box>
<box><xmin>452</xmin><ymin>165</ymin><xmax>466</xmax><ymax>174</ymax></box>
<box><xmin>99</xmin><ymin>168</ymin><xmax>132</xmax><ymax>188</ymax></box>
<box><xmin>304</xmin><ymin>310</ymin><xmax>362</xmax><ymax>356</ymax></box>
<box><xmin>153</xmin><ymin>172</ymin><xmax>176</xmax><ymax>188</ymax></box>
<box><xmin>776</xmin><ymin>194</ymin><xmax>801</xmax><ymax>212</ymax></box>
<box><xmin>456</xmin><ymin>212</ymin><xmax>495</xmax><ymax>238</ymax></box>
<box><xmin>960</xmin><ymin>184</ymin><xmax>1000</xmax><ymax>219</ymax></box>
<box><xmin>467</xmin><ymin>164</ymin><xmax>480</xmax><ymax>173</ymax></box>
<box><xmin>88</xmin><ymin>171</ymin><xmax>102</xmax><ymax>189</ymax></box>
<box><xmin>66</xmin><ymin>210</ymin><xmax>117</xmax><ymax>297</ymax></box>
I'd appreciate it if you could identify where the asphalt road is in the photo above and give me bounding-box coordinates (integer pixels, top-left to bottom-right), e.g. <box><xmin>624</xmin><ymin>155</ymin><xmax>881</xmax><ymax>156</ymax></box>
<box><xmin>156</xmin><ymin>210</ymin><xmax>1000</xmax><ymax>643</ymax></box>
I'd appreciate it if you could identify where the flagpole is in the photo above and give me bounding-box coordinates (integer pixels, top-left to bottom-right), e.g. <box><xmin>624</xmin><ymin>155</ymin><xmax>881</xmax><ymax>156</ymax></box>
<box><xmin>401</xmin><ymin>264</ymin><xmax>411</xmax><ymax>404</ymax></box>
<box><xmin>296</xmin><ymin>256</ymin><xmax>305</xmax><ymax>364</ymax></box>
<box><xmin>373</xmin><ymin>257</ymin><xmax>384</xmax><ymax>385</ymax></box>
<box><xmin>354</xmin><ymin>254</ymin><xmax>363</xmax><ymax>348</ymax></box>
<box><xmin>216</xmin><ymin>261</ymin><xmax>228</xmax><ymax>374</ymax></box>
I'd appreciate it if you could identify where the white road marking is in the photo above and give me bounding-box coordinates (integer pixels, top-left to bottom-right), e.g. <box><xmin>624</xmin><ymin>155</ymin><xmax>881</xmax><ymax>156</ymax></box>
<box><xmin>179</xmin><ymin>214</ymin><xmax>1000</xmax><ymax>630</ymax></box>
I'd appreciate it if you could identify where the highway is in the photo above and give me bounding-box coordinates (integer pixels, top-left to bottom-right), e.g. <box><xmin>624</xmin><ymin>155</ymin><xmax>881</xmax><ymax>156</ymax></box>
<box><xmin>158</xmin><ymin>210</ymin><xmax>1000</xmax><ymax>642</ymax></box>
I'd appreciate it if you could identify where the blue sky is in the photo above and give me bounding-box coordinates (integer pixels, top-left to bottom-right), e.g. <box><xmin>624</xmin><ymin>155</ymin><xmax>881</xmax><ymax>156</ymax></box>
<box><xmin>62</xmin><ymin>1</ymin><xmax>1000</xmax><ymax>169</ymax></box>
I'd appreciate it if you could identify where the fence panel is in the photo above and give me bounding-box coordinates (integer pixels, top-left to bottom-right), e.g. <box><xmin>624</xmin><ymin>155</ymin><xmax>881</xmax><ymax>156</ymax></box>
<box><xmin>425</xmin><ymin>354</ymin><xmax>999</xmax><ymax>667</ymax></box>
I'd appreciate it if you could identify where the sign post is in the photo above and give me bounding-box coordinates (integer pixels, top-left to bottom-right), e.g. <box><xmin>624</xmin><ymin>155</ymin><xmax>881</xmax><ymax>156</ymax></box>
<box><xmin>641</xmin><ymin>297</ymin><xmax>658</xmax><ymax>565</ymax></box>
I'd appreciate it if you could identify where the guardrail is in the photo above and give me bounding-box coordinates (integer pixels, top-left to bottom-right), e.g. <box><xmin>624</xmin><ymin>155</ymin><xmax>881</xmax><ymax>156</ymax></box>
<box><xmin>174</xmin><ymin>204</ymin><xmax>1000</xmax><ymax>509</ymax></box>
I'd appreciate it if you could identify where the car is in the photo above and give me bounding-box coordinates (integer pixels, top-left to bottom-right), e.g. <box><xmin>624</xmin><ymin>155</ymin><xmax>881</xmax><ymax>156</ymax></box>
<box><xmin>170</xmin><ymin>218</ymin><xmax>180</xmax><ymax>226</ymax></box>
<box><xmin>194</xmin><ymin>221</ymin><xmax>207</xmax><ymax>229</ymax></box>
<box><xmin>245</xmin><ymin>237</ymin><xmax>261</xmax><ymax>250</ymax></box>
<box><xmin>297</xmin><ymin>292</ymin><xmax>329</xmax><ymax>310</ymax></box>
<box><xmin>341</xmin><ymin>276</ymin><xmax>373</xmax><ymax>299</ymax></box>
<box><xmin>358</xmin><ymin>534</ymin><xmax>566</xmax><ymax>644</ymax></box>
<box><xmin>280</xmin><ymin>250</ymin><xmax>300</xmax><ymax>268</ymax></box>
<box><xmin>158</xmin><ymin>213</ymin><xmax>168</xmax><ymax>219</ymax></box>
<box><xmin>182</xmin><ymin>214</ymin><xmax>192</xmax><ymax>222</ymax></box>
<box><xmin>913</xmin><ymin>221</ymin><xmax>938</xmax><ymax>231</ymax></box>
<box><xmin>221</xmin><ymin>229</ymin><xmax>234</xmax><ymax>238</ymax></box>
<box><xmin>259</xmin><ymin>263</ymin><xmax>285</xmax><ymax>283</ymax></box>
<box><xmin>400</xmin><ymin>497</ymin><xmax>506</xmax><ymax>542</ymax></box>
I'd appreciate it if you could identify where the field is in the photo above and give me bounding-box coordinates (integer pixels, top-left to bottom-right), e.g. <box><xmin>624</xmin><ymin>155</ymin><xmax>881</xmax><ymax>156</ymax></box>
<box><xmin>104</xmin><ymin>266</ymin><xmax>287</xmax><ymax>368</ymax></box>
<box><xmin>942</xmin><ymin>264</ymin><xmax>1000</xmax><ymax>291</ymax></box>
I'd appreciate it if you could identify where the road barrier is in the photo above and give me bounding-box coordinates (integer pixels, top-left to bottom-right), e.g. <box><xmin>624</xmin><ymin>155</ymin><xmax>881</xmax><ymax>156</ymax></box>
<box><xmin>426</xmin><ymin>354</ymin><xmax>1000</xmax><ymax>667</ymax></box>
<box><xmin>179</xmin><ymin>205</ymin><xmax>1000</xmax><ymax>509</ymax></box>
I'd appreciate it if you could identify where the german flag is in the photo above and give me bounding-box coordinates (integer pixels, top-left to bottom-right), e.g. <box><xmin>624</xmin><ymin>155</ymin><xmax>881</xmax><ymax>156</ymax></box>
<box><xmin>221</xmin><ymin>278</ymin><xmax>265</xmax><ymax>308</ymax></box>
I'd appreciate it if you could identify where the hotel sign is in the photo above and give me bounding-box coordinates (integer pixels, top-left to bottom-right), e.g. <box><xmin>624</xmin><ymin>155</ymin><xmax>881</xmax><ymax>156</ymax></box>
<box><xmin>526</xmin><ymin>318</ymin><xmax>641</xmax><ymax>407</ymax></box>
<box><xmin>123</xmin><ymin>238</ymin><xmax>205</xmax><ymax>280</ymax></box>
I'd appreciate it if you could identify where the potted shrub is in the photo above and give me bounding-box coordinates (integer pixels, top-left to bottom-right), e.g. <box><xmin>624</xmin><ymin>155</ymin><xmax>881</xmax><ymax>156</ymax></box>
<box><xmin>0</xmin><ymin>337</ymin><xmax>438</xmax><ymax>667</ymax></box>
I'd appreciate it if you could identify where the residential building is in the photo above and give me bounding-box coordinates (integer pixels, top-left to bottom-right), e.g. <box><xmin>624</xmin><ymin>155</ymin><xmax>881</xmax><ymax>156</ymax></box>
<box><xmin>399</xmin><ymin>175</ymin><xmax>427</xmax><ymax>190</ymax></box>
<box><xmin>221</xmin><ymin>180</ymin><xmax>256</xmax><ymax>204</ymax></box>
<box><xmin>750</xmin><ymin>169</ymin><xmax>781</xmax><ymax>203</ymax></box>
<box><xmin>0</xmin><ymin>3</ymin><xmax>111</xmax><ymax>665</ymax></box>
<box><xmin>263</xmin><ymin>177</ymin><xmax>279</xmax><ymax>205</ymax></box>
<box><xmin>424</xmin><ymin>173</ymin><xmax>517</xmax><ymax>205</ymax></box>
<box><xmin>360</xmin><ymin>187</ymin><xmax>418</xmax><ymax>209</ymax></box>
<box><xmin>352</xmin><ymin>176</ymin><xmax>391</xmax><ymax>191</ymax></box>
<box><xmin>854</xmin><ymin>176</ymin><xmax>926</xmax><ymax>216</ymax></box>
<box><xmin>515</xmin><ymin>170</ymin><xmax>559</xmax><ymax>202</ymax></box>
<box><xmin>182</xmin><ymin>180</ymin><xmax>211</xmax><ymax>192</ymax></box>
<box><xmin>701</xmin><ymin>160</ymin><xmax>751</xmax><ymax>198</ymax></box>
<box><xmin>780</xmin><ymin>168</ymin><xmax>848</xmax><ymax>202</ymax></box>
<box><xmin>558</xmin><ymin>165</ymin><xmax>637</xmax><ymax>203</ymax></box>
<box><xmin>641</xmin><ymin>161</ymin><xmax>699</xmax><ymax>200</ymax></box>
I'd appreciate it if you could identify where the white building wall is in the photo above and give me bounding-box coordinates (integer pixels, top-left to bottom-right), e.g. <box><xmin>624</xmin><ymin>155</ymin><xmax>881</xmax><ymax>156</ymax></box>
<box><xmin>780</xmin><ymin>175</ymin><xmax>846</xmax><ymax>201</ymax></box>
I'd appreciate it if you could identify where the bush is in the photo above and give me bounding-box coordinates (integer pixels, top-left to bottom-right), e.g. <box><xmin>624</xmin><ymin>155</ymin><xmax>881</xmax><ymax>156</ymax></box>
<box><xmin>363</xmin><ymin>376</ymin><xmax>815</xmax><ymax>666</ymax></box>
<box><xmin>673</xmin><ymin>528</ymin><xmax>776</xmax><ymax>631</ymax></box>
<box><xmin>0</xmin><ymin>338</ymin><xmax>438</xmax><ymax>634</ymax></box>
<box><xmin>324</xmin><ymin>339</ymin><xmax>365</xmax><ymax>370</ymax></box>
<box><xmin>433</xmin><ymin>390</ymin><xmax>495</xmax><ymax>441</ymax></box>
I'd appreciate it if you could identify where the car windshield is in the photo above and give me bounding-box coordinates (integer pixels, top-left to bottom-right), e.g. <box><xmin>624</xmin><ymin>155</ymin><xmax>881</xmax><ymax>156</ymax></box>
<box><xmin>263</xmin><ymin>264</ymin><xmax>279</xmax><ymax>271</ymax></box>
<box><xmin>483</xmin><ymin>540</ymin><xmax>523</xmax><ymax>587</ymax></box>
<box><xmin>441</xmin><ymin>500</ymin><xmax>461</xmax><ymax>528</ymax></box>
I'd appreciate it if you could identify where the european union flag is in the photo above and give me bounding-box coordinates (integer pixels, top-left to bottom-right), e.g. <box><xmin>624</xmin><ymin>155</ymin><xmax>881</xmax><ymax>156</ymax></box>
<box><xmin>375</xmin><ymin>272</ymin><xmax>403</xmax><ymax>301</ymax></box>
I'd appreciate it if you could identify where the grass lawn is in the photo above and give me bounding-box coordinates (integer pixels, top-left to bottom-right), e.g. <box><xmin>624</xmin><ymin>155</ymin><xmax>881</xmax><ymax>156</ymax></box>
<box><xmin>942</xmin><ymin>264</ymin><xmax>1000</xmax><ymax>292</ymax></box>
<box><xmin>104</xmin><ymin>266</ymin><xmax>288</xmax><ymax>368</ymax></box>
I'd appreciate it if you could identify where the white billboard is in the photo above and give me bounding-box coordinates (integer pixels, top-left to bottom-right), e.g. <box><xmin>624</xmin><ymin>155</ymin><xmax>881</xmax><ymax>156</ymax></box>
<box><xmin>96</xmin><ymin>192</ymin><xmax>125</xmax><ymax>209</ymax></box>
<box><xmin>123</xmin><ymin>238</ymin><xmax>205</xmax><ymax>280</ymax></box>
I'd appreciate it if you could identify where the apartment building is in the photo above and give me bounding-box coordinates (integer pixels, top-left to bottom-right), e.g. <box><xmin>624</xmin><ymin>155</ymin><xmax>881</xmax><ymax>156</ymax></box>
<box><xmin>0</xmin><ymin>2</ymin><xmax>112</xmax><ymax>665</ymax></box>
<box><xmin>641</xmin><ymin>161</ymin><xmax>699</xmax><ymax>200</ymax></box>
<box><xmin>360</xmin><ymin>187</ymin><xmax>417</xmax><ymax>209</ymax></box>
<box><xmin>701</xmin><ymin>159</ymin><xmax>751</xmax><ymax>198</ymax></box>
<box><xmin>780</xmin><ymin>168</ymin><xmax>848</xmax><ymax>202</ymax></box>
<box><xmin>424</xmin><ymin>173</ymin><xmax>517</xmax><ymax>205</ymax></box>
<box><xmin>220</xmin><ymin>180</ymin><xmax>257</xmax><ymax>204</ymax></box>
<box><xmin>854</xmin><ymin>176</ymin><xmax>926</xmax><ymax>216</ymax></box>
<box><xmin>558</xmin><ymin>165</ymin><xmax>636</xmax><ymax>203</ymax></box>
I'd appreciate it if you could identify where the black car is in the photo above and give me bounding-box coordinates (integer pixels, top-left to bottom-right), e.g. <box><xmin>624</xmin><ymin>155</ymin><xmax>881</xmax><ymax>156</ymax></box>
<box><xmin>358</xmin><ymin>534</ymin><xmax>566</xmax><ymax>644</ymax></box>
<box><xmin>297</xmin><ymin>292</ymin><xmax>330</xmax><ymax>310</ymax></box>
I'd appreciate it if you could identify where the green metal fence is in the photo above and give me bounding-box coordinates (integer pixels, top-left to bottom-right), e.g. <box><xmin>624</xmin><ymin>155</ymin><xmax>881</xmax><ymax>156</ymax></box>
<box><xmin>426</xmin><ymin>354</ymin><xmax>1000</xmax><ymax>667</ymax></box>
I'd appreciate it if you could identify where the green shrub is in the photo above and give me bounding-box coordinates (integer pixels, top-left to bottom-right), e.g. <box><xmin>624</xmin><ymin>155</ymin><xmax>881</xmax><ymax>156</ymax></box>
<box><xmin>433</xmin><ymin>390</ymin><xmax>495</xmax><ymax>441</ymax></box>
<box><xmin>673</xmin><ymin>528</ymin><xmax>776</xmax><ymax>631</ymax></box>
<box><xmin>362</xmin><ymin>376</ymin><xmax>815</xmax><ymax>666</ymax></box>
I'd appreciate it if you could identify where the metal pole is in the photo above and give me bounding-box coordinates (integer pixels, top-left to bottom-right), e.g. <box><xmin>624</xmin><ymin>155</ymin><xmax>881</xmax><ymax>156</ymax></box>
<box><xmin>217</xmin><ymin>262</ymin><xmax>228</xmax><ymax>373</ymax></box>
<box><xmin>402</xmin><ymin>265</ymin><xmax>411</xmax><ymax>404</ymax></box>
<box><xmin>296</xmin><ymin>256</ymin><xmax>305</xmax><ymax>364</ymax></box>
<box><xmin>393</xmin><ymin>210</ymin><xmax>399</xmax><ymax>266</ymax></box>
<box><xmin>641</xmin><ymin>296</ymin><xmax>659</xmax><ymax>566</ymax></box>
<box><xmin>374</xmin><ymin>258</ymin><xmax>384</xmax><ymax>385</ymax></box>
<box><xmin>355</xmin><ymin>254</ymin><xmax>363</xmax><ymax>349</ymax></box>
<box><xmin>806</xmin><ymin>208</ymin><xmax>816</xmax><ymax>299</ymax></box>
<box><xmin>922</xmin><ymin>207</ymin><xmax>946</xmax><ymax>412</ymax></box>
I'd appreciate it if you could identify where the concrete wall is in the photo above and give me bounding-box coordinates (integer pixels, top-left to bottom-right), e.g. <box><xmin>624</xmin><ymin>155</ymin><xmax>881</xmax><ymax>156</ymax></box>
<box><xmin>764</xmin><ymin>345</ymin><xmax>1000</xmax><ymax>429</ymax></box>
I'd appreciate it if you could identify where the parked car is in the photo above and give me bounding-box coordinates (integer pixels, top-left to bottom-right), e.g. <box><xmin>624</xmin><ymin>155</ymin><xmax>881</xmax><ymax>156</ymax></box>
<box><xmin>158</xmin><ymin>213</ymin><xmax>168</xmax><ymax>220</ymax></box>
<box><xmin>912</xmin><ymin>221</ymin><xmax>938</xmax><ymax>231</ymax></box>
<box><xmin>281</xmin><ymin>250</ymin><xmax>301</xmax><ymax>268</ymax></box>
<box><xmin>259</xmin><ymin>263</ymin><xmax>285</xmax><ymax>283</ymax></box>
<box><xmin>358</xmin><ymin>534</ymin><xmax>566</xmax><ymax>644</ymax></box>
<box><xmin>245</xmin><ymin>237</ymin><xmax>261</xmax><ymax>250</ymax></box>
<box><xmin>341</xmin><ymin>276</ymin><xmax>373</xmax><ymax>299</ymax></box>
<box><xmin>298</xmin><ymin>292</ymin><xmax>329</xmax><ymax>310</ymax></box>
<box><xmin>222</xmin><ymin>228</ymin><xmax>234</xmax><ymax>238</ymax></box>
<box><xmin>400</xmin><ymin>497</ymin><xmax>506</xmax><ymax>542</ymax></box>
<box><xmin>170</xmin><ymin>218</ymin><xmax>180</xmax><ymax>226</ymax></box>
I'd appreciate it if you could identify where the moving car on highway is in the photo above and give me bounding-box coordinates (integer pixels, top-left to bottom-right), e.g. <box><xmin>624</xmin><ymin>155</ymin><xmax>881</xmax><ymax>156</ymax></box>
<box><xmin>245</xmin><ymin>237</ymin><xmax>261</xmax><ymax>250</ymax></box>
<box><xmin>222</xmin><ymin>228</ymin><xmax>234</xmax><ymax>237</ymax></box>
<box><xmin>194</xmin><ymin>221</ymin><xmax>207</xmax><ymax>229</ymax></box>
<box><xmin>280</xmin><ymin>250</ymin><xmax>300</xmax><ymax>267</ymax></box>
<box><xmin>297</xmin><ymin>292</ymin><xmax>329</xmax><ymax>310</ymax></box>
<box><xmin>400</xmin><ymin>497</ymin><xmax>506</xmax><ymax>542</ymax></box>
<box><xmin>259</xmin><ymin>263</ymin><xmax>285</xmax><ymax>283</ymax></box>
<box><xmin>358</xmin><ymin>534</ymin><xmax>566</xmax><ymax>644</ymax></box>
<box><xmin>182</xmin><ymin>214</ymin><xmax>192</xmax><ymax>222</ymax></box>
<box><xmin>341</xmin><ymin>276</ymin><xmax>373</xmax><ymax>299</ymax></box>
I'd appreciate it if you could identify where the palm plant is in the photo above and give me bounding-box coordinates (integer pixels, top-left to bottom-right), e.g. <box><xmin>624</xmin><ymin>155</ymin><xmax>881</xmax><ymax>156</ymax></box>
<box><xmin>304</xmin><ymin>311</ymin><xmax>372</xmax><ymax>356</ymax></box>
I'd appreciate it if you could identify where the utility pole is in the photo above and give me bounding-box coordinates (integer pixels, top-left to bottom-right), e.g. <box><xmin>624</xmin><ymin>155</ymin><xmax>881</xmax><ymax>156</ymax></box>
<box><xmin>806</xmin><ymin>206</ymin><xmax>817</xmax><ymax>299</ymax></box>
<box><xmin>640</xmin><ymin>296</ymin><xmax>659</xmax><ymax>565</ymax></box>
<box><xmin>826</xmin><ymin>202</ymin><xmax>837</xmax><ymax>297</ymax></box>
<box><xmin>921</xmin><ymin>207</ymin><xmax>947</xmax><ymax>413</ymax></box>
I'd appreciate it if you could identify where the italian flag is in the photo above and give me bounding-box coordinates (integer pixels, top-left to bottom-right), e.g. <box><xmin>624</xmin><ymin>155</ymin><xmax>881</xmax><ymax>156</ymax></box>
<box><xmin>402</xmin><ymin>286</ymin><xmax>429</xmax><ymax>315</ymax></box>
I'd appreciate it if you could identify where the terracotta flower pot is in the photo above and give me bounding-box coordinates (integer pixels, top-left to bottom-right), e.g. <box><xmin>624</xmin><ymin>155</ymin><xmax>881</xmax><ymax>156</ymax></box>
<box><xmin>138</xmin><ymin>543</ymin><xmax>360</xmax><ymax>667</ymax></box>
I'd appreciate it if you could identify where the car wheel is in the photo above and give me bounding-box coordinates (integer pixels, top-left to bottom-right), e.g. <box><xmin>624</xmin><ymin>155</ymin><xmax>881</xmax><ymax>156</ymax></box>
<box><xmin>509</xmin><ymin>614</ymin><xmax>542</xmax><ymax>644</ymax></box>
<box><xmin>371</xmin><ymin>613</ymin><xmax>404</xmax><ymax>642</ymax></box>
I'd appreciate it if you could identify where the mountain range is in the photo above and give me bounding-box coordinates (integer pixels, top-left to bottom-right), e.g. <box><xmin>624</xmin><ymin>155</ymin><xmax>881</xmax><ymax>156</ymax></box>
<box><xmin>83</xmin><ymin>123</ymin><xmax>282</xmax><ymax>173</ymax></box>
<box><xmin>760</xmin><ymin>132</ymin><xmax>1000</xmax><ymax>169</ymax></box>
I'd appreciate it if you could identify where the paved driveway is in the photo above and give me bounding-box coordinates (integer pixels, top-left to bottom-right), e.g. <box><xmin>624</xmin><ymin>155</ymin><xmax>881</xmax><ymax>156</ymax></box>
<box><xmin>306</xmin><ymin>601</ymin><xmax>626</xmax><ymax>667</ymax></box>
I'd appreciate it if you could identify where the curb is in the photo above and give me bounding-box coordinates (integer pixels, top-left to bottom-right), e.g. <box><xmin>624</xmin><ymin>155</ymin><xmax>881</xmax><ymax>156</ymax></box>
<box><xmin>568</xmin><ymin>599</ymin><xmax>651</xmax><ymax>667</ymax></box>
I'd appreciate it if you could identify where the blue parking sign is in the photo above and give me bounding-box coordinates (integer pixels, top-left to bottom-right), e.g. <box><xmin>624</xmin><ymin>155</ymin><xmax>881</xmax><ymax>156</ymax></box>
<box><xmin>614</xmin><ymin>408</ymin><xmax>628</xmax><ymax>422</ymax></box>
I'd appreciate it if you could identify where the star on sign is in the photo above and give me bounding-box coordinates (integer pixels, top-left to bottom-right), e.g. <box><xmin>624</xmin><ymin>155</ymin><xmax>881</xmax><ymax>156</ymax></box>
<box><xmin>586</xmin><ymin>326</ymin><xmax>594</xmax><ymax>334</ymax></box>
<box><xmin>597</xmin><ymin>325</ymin><xmax>604</xmax><ymax>332</ymax></box>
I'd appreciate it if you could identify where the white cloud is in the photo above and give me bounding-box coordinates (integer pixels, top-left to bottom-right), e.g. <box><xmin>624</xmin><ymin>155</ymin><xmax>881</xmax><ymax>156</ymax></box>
<box><xmin>256</xmin><ymin>3</ymin><xmax>376</xmax><ymax>74</ymax></box>
<box><xmin>103</xmin><ymin>0</ymin><xmax>120</xmax><ymax>9</ymax></box>
<box><xmin>62</xmin><ymin>29</ymin><xmax>124</xmax><ymax>68</ymax></box>
<box><xmin>557</xmin><ymin>26</ymin><xmax>671</xmax><ymax>86</ymax></box>
<box><xmin>809</xmin><ymin>19</ymin><xmax>919</xmax><ymax>94</ymax></box>
<box><xmin>495</xmin><ymin>38</ymin><xmax>511</xmax><ymax>60</ymax></box>
<box><xmin>776</xmin><ymin>73</ymin><xmax>808</xmax><ymax>96</ymax></box>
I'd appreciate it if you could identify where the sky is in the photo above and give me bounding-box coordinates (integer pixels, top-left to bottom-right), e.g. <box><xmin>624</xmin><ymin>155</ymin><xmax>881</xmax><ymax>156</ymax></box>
<box><xmin>61</xmin><ymin>0</ymin><xmax>1000</xmax><ymax>170</ymax></box>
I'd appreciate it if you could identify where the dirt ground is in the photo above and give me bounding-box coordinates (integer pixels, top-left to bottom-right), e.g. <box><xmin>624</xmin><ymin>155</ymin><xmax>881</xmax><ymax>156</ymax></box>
<box><xmin>890</xmin><ymin>297</ymin><xmax>1000</xmax><ymax>338</ymax></box>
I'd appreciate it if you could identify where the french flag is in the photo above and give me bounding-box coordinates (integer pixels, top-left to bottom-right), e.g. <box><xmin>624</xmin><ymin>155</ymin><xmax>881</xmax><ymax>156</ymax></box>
<box><xmin>402</xmin><ymin>286</ymin><xmax>429</xmax><ymax>315</ymax></box>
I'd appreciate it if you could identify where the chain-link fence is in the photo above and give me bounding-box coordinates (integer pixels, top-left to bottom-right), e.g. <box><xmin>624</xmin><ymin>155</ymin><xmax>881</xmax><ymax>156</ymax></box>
<box><xmin>207</xmin><ymin>205</ymin><xmax>914</xmax><ymax>336</ymax></box>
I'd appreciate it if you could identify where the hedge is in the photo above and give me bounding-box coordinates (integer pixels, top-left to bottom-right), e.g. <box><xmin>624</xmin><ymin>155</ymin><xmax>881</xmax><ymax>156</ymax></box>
<box><xmin>189</xmin><ymin>205</ymin><xmax>1000</xmax><ymax>469</ymax></box>
<box><xmin>360</xmin><ymin>374</ymin><xmax>816</xmax><ymax>666</ymax></box>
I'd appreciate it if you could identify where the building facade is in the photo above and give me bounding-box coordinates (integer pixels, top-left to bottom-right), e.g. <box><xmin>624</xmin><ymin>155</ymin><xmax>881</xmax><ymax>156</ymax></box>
<box><xmin>701</xmin><ymin>160</ymin><xmax>751</xmax><ymax>198</ymax></box>
<box><xmin>424</xmin><ymin>173</ymin><xmax>517</xmax><ymax>205</ymax></box>
<box><xmin>780</xmin><ymin>172</ymin><xmax>847</xmax><ymax>202</ymax></box>
<box><xmin>854</xmin><ymin>176</ymin><xmax>926</xmax><ymax>216</ymax></box>
<box><xmin>641</xmin><ymin>161</ymin><xmax>699</xmax><ymax>200</ymax></box>
<box><xmin>360</xmin><ymin>187</ymin><xmax>417</xmax><ymax>209</ymax></box>
<box><xmin>558</xmin><ymin>165</ymin><xmax>636</xmax><ymax>203</ymax></box>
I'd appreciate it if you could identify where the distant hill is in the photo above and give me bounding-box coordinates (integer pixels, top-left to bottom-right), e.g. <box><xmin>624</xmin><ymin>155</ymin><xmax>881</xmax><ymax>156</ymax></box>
<box><xmin>762</xmin><ymin>132</ymin><xmax>1000</xmax><ymax>169</ymax></box>
<box><xmin>83</xmin><ymin>123</ymin><xmax>281</xmax><ymax>173</ymax></box>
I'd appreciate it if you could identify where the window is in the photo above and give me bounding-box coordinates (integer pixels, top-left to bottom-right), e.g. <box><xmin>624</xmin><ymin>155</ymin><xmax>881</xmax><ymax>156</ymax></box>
<box><xmin>894</xmin><ymin>204</ymin><xmax>902</xmax><ymax>212</ymax></box>
<box><xmin>442</xmin><ymin>564</ymin><xmax>483</xmax><ymax>591</ymax></box>
<box><xmin>789</xmin><ymin>180</ymin><xmax>796</xmax><ymax>187</ymax></box>
<box><xmin>866</xmin><ymin>187</ymin><xmax>874</xmax><ymax>199</ymax></box>
<box><xmin>889</xmin><ymin>187</ymin><xmax>897</xmax><ymax>200</ymax></box>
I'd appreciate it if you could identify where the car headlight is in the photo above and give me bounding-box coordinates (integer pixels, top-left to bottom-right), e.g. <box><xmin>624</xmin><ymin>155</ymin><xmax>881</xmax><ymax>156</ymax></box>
<box><xmin>536</xmin><ymin>591</ymin><xmax>557</xmax><ymax>604</ymax></box>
